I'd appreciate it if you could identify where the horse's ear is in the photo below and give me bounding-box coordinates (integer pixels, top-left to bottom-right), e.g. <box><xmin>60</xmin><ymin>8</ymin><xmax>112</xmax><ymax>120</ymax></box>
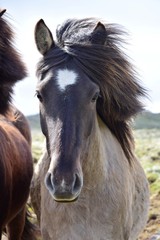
<box><xmin>90</xmin><ymin>22</ymin><xmax>107</xmax><ymax>45</ymax></box>
<box><xmin>0</xmin><ymin>9</ymin><xmax>6</xmax><ymax>17</ymax></box>
<box><xmin>35</xmin><ymin>19</ymin><xmax>54</xmax><ymax>55</ymax></box>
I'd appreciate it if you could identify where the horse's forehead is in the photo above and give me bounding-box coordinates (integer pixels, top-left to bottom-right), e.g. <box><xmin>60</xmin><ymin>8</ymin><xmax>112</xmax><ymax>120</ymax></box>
<box><xmin>56</xmin><ymin>69</ymin><xmax>78</xmax><ymax>92</ymax></box>
<box><xmin>40</xmin><ymin>66</ymin><xmax>97</xmax><ymax>94</ymax></box>
<box><xmin>40</xmin><ymin>68</ymin><xmax>79</xmax><ymax>91</ymax></box>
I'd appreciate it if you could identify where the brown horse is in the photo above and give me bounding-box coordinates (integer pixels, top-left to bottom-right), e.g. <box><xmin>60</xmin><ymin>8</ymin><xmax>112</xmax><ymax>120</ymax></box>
<box><xmin>31</xmin><ymin>18</ymin><xmax>149</xmax><ymax>239</ymax></box>
<box><xmin>0</xmin><ymin>9</ymin><xmax>35</xmax><ymax>240</ymax></box>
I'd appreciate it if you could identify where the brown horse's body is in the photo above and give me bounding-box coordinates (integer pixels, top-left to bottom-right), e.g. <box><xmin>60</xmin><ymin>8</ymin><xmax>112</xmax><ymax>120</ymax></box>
<box><xmin>0</xmin><ymin>9</ymin><xmax>34</xmax><ymax>240</ymax></box>
<box><xmin>31</xmin><ymin>18</ymin><xmax>149</xmax><ymax>239</ymax></box>
<box><xmin>0</xmin><ymin>107</ymin><xmax>33</xmax><ymax>240</ymax></box>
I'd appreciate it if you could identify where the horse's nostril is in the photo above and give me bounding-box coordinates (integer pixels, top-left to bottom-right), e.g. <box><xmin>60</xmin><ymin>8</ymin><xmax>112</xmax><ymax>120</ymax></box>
<box><xmin>45</xmin><ymin>172</ymin><xmax>54</xmax><ymax>192</ymax></box>
<box><xmin>72</xmin><ymin>173</ymin><xmax>82</xmax><ymax>194</ymax></box>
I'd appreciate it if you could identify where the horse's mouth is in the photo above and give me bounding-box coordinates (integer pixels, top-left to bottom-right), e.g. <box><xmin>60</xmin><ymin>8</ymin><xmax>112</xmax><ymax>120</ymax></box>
<box><xmin>53</xmin><ymin>195</ymin><xmax>79</xmax><ymax>203</ymax></box>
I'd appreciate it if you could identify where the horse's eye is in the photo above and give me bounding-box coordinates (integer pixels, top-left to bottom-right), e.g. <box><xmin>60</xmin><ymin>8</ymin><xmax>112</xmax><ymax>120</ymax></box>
<box><xmin>91</xmin><ymin>92</ymin><xmax>100</xmax><ymax>102</ymax></box>
<box><xmin>36</xmin><ymin>90</ymin><xmax>43</xmax><ymax>102</ymax></box>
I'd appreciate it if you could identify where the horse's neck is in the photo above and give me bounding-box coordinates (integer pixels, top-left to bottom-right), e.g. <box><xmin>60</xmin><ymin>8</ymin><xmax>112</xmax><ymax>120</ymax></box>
<box><xmin>83</xmin><ymin>116</ymin><xmax>129</xmax><ymax>189</ymax></box>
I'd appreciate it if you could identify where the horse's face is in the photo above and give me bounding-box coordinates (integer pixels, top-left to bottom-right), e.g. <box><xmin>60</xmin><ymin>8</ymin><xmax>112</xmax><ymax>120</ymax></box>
<box><xmin>36</xmin><ymin>62</ymin><xmax>100</xmax><ymax>202</ymax></box>
<box><xmin>35</xmin><ymin>18</ymin><xmax>146</xmax><ymax>202</ymax></box>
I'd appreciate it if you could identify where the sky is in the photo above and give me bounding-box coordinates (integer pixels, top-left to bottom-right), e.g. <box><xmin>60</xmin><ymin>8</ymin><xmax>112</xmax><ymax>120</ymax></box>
<box><xmin>1</xmin><ymin>0</ymin><xmax>160</xmax><ymax>115</ymax></box>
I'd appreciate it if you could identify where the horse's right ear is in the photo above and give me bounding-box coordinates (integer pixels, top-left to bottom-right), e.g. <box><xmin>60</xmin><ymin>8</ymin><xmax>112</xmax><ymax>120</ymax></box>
<box><xmin>35</xmin><ymin>19</ymin><xmax>54</xmax><ymax>55</ymax></box>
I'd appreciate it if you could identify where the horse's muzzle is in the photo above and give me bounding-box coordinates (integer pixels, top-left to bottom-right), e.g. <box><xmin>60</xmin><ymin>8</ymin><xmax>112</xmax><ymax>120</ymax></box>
<box><xmin>45</xmin><ymin>171</ymin><xmax>83</xmax><ymax>202</ymax></box>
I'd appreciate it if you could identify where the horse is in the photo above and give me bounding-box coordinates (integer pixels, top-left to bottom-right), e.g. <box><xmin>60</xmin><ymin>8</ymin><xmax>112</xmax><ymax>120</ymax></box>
<box><xmin>31</xmin><ymin>18</ymin><xmax>150</xmax><ymax>240</ymax></box>
<box><xmin>0</xmin><ymin>9</ymin><xmax>35</xmax><ymax>240</ymax></box>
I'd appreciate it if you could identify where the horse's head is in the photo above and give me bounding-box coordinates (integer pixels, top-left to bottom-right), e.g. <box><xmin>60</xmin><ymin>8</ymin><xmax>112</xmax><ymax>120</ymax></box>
<box><xmin>35</xmin><ymin>18</ymin><xmax>146</xmax><ymax>202</ymax></box>
<box><xmin>35</xmin><ymin>20</ymin><xmax>103</xmax><ymax>202</ymax></box>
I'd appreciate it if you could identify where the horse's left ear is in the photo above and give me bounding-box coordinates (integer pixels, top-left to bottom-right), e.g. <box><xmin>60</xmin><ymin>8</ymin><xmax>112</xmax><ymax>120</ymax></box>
<box><xmin>90</xmin><ymin>22</ymin><xmax>107</xmax><ymax>45</ymax></box>
<box><xmin>35</xmin><ymin>19</ymin><xmax>54</xmax><ymax>55</ymax></box>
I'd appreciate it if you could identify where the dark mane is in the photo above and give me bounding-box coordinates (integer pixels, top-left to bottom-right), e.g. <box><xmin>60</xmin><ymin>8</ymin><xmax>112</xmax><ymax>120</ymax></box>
<box><xmin>37</xmin><ymin>18</ymin><xmax>146</xmax><ymax>162</ymax></box>
<box><xmin>0</xmin><ymin>10</ymin><xmax>27</xmax><ymax>114</ymax></box>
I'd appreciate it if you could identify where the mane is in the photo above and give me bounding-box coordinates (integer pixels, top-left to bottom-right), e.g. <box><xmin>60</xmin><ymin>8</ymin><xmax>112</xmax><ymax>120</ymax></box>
<box><xmin>37</xmin><ymin>18</ymin><xmax>146</xmax><ymax>163</ymax></box>
<box><xmin>0</xmin><ymin>10</ymin><xmax>27</xmax><ymax>114</ymax></box>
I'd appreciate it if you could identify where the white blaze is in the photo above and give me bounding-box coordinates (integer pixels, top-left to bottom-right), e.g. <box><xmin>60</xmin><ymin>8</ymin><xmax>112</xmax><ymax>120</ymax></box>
<box><xmin>56</xmin><ymin>69</ymin><xmax>78</xmax><ymax>91</ymax></box>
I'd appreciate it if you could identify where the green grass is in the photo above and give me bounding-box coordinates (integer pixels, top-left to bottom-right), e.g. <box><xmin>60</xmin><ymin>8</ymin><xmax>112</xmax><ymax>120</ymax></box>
<box><xmin>134</xmin><ymin>129</ymin><xmax>160</xmax><ymax>194</ymax></box>
<box><xmin>31</xmin><ymin>130</ymin><xmax>45</xmax><ymax>163</ymax></box>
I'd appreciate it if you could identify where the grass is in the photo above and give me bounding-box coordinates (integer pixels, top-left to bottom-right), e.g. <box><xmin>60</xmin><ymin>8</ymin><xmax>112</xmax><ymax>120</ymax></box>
<box><xmin>134</xmin><ymin>129</ymin><xmax>160</xmax><ymax>196</ymax></box>
<box><xmin>31</xmin><ymin>130</ymin><xmax>45</xmax><ymax>163</ymax></box>
<box><xmin>134</xmin><ymin>129</ymin><xmax>160</xmax><ymax>239</ymax></box>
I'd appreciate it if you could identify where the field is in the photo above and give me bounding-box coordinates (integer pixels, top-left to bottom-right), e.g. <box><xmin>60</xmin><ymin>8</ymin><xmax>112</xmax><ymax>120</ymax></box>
<box><xmin>29</xmin><ymin>112</ymin><xmax>160</xmax><ymax>239</ymax></box>
<box><xmin>134</xmin><ymin>129</ymin><xmax>160</xmax><ymax>239</ymax></box>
